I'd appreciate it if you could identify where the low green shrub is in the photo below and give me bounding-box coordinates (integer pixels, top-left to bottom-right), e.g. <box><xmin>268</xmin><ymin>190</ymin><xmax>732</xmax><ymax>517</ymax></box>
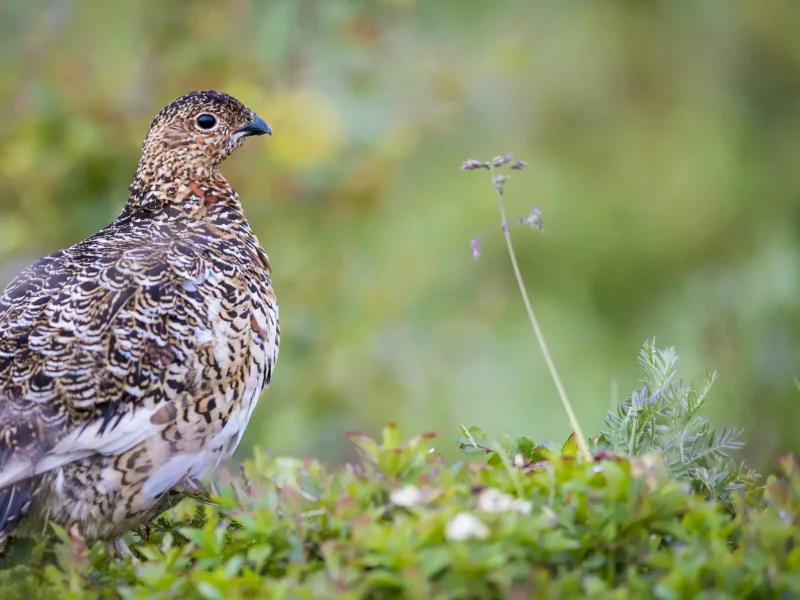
<box><xmin>1</xmin><ymin>342</ymin><xmax>798</xmax><ymax>599</ymax></box>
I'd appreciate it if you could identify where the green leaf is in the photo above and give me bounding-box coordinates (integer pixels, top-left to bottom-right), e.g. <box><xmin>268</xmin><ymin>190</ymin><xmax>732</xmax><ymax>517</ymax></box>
<box><xmin>196</xmin><ymin>581</ymin><xmax>226</xmax><ymax>600</ymax></box>
<box><xmin>457</xmin><ymin>425</ymin><xmax>493</xmax><ymax>455</ymax></box>
<box><xmin>486</xmin><ymin>452</ymin><xmax>504</xmax><ymax>467</ymax></box>
<box><xmin>347</xmin><ymin>432</ymin><xmax>381</xmax><ymax>463</ymax></box>
<box><xmin>512</xmin><ymin>435</ymin><xmax>536</xmax><ymax>458</ymax></box>
<box><xmin>561</xmin><ymin>433</ymin><xmax>578</xmax><ymax>459</ymax></box>
<box><xmin>589</xmin><ymin>434</ymin><xmax>612</xmax><ymax>453</ymax></box>
<box><xmin>382</xmin><ymin>423</ymin><xmax>402</xmax><ymax>450</ymax></box>
<box><xmin>530</xmin><ymin>443</ymin><xmax>560</xmax><ymax>463</ymax></box>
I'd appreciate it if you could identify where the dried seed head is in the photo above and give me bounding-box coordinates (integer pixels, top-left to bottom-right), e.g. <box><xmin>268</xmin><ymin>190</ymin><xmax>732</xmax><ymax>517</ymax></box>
<box><xmin>492</xmin><ymin>174</ymin><xmax>508</xmax><ymax>195</ymax></box>
<box><xmin>492</xmin><ymin>153</ymin><xmax>513</xmax><ymax>166</ymax></box>
<box><xmin>461</xmin><ymin>158</ymin><xmax>490</xmax><ymax>170</ymax></box>
<box><xmin>517</xmin><ymin>206</ymin><xmax>543</xmax><ymax>231</ymax></box>
<box><xmin>470</xmin><ymin>237</ymin><xmax>481</xmax><ymax>258</ymax></box>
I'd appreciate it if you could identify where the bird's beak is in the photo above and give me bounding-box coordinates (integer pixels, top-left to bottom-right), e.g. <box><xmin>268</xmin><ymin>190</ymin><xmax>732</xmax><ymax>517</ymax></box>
<box><xmin>236</xmin><ymin>115</ymin><xmax>272</xmax><ymax>137</ymax></box>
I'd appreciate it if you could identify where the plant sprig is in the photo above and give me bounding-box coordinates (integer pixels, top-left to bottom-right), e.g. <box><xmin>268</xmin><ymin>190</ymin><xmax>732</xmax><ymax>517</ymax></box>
<box><xmin>462</xmin><ymin>153</ymin><xmax>591</xmax><ymax>462</ymax></box>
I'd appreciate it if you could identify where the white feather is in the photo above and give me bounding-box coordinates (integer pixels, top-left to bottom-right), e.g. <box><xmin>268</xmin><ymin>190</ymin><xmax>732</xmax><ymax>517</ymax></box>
<box><xmin>0</xmin><ymin>459</ymin><xmax>37</xmax><ymax>490</ymax></box>
<box><xmin>50</xmin><ymin>406</ymin><xmax>161</xmax><ymax>457</ymax></box>
<box><xmin>142</xmin><ymin>452</ymin><xmax>204</xmax><ymax>500</ymax></box>
<box><xmin>209</xmin><ymin>408</ymin><xmax>245</xmax><ymax>451</ymax></box>
<box><xmin>0</xmin><ymin>406</ymin><xmax>165</xmax><ymax>490</ymax></box>
<box><xmin>54</xmin><ymin>468</ymin><xmax>65</xmax><ymax>495</ymax></box>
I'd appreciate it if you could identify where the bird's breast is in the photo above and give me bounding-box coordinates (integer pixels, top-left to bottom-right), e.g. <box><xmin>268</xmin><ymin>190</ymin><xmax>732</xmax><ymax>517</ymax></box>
<box><xmin>184</xmin><ymin>240</ymin><xmax>278</xmax><ymax>459</ymax></box>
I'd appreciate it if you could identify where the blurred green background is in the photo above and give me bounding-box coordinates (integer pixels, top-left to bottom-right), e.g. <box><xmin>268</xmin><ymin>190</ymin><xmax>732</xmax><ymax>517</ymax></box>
<box><xmin>0</xmin><ymin>1</ymin><xmax>798</xmax><ymax>473</ymax></box>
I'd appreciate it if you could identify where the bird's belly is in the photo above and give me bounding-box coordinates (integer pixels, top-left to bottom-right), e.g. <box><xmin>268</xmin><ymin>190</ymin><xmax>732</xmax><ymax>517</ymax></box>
<box><xmin>20</xmin><ymin>457</ymin><xmax>177</xmax><ymax>540</ymax></box>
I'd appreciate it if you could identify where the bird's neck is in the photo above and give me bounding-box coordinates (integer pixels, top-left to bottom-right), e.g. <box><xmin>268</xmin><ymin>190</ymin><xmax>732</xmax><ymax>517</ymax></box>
<box><xmin>123</xmin><ymin>160</ymin><xmax>245</xmax><ymax>221</ymax></box>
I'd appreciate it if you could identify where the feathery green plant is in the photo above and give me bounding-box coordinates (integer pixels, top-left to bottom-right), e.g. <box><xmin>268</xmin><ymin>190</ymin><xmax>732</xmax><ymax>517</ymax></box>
<box><xmin>603</xmin><ymin>338</ymin><xmax>759</xmax><ymax>505</ymax></box>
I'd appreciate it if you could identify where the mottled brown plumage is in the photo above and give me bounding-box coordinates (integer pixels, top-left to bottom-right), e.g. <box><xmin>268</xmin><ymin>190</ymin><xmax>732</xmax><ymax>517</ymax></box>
<box><xmin>0</xmin><ymin>90</ymin><xmax>278</xmax><ymax>545</ymax></box>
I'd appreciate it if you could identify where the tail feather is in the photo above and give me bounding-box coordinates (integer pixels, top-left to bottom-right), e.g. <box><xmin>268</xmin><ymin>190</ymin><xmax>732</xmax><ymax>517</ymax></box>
<box><xmin>0</xmin><ymin>482</ymin><xmax>32</xmax><ymax>544</ymax></box>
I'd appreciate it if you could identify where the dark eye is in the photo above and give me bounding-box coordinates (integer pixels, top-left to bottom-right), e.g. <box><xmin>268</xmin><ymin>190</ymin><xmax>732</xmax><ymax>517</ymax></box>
<box><xmin>196</xmin><ymin>113</ymin><xmax>217</xmax><ymax>130</ymax></box>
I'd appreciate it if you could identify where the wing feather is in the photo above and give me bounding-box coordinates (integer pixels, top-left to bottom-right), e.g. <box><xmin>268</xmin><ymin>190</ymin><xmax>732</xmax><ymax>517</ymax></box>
<box><xmin>0</xmin><ymin>229</ymin><xmax>210</xmax><ymax>489</ymax></box>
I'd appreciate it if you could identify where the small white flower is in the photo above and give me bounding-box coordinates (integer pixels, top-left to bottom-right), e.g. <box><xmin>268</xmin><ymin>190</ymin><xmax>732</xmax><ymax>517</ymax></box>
<box><xmin>477</xmin><ymin>487</ymin><xmax>513</xmax><ymax>513</ymax></box>
<box><xmin>390</xmin><ymin>485</ymin><xmax>423</xmax><ymax>507</ymax></box>
<box><xmin>513</xmin><ymin>453</ymin><xmax>526</xmax><ymax>468</ymax></box>
<box><xmin>477</xmin><ymin>487</ymin><xmax>533</xmax><ymax>514</ymax></box>
<box><xmin>446</xmin><ymin>512</ymin><xmax>489</xmax><ymax>541</ymax></box>
<box><xmin>511</xmin><ymin>499</ymin><xmax>533</xmax><ymax>514</ymax></box>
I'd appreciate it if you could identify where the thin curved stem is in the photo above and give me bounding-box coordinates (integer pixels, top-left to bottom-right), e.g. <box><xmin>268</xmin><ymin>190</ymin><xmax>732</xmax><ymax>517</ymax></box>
<box><xmin>489</xmin><ymin>166</ymin><xmax>592</xmax><ymax>462</ymax></box>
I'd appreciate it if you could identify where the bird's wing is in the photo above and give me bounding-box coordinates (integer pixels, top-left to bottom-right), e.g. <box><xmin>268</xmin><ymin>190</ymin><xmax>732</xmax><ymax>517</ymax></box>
<box><xmin>0</xmin><ymin>232</ymin><xmax>215</xmax><ymax>490</ymax></box>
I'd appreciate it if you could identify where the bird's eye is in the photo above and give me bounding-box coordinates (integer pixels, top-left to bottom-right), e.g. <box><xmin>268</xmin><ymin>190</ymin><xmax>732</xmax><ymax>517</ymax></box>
<box><xmin>196</xmin><ymin>113</ymin><xmax>217</xmax><ymax>131</ymax></box>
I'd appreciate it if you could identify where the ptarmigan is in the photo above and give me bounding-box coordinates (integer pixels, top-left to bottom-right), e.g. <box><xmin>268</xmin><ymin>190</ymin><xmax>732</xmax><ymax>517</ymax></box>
<box><xmin>0</xmin><ymin>91</ymin><xmax>279</xmax><ymax>548</ymax></box>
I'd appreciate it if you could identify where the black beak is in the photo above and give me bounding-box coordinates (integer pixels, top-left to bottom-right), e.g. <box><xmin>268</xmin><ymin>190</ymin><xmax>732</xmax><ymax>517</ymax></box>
<box><xmin>236</xmin><ymin>115</ymin><xmax>272</xmax><ymax>137</ymax></box>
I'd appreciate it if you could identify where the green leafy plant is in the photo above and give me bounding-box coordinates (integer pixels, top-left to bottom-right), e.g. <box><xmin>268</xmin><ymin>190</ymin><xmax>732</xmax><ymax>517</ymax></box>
<box><xmin>1</xmin><ymin>342</ymin><xmax>796</xmax><ymax>599</ymax></box>
<box><xmin>0</xmin><ymin>417</ymin><xmax>797</xmax><ymax>598</ymax></box>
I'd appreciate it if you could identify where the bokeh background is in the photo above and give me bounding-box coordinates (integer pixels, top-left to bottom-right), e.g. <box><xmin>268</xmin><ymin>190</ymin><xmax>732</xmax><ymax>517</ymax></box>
<box><xmin>0</xmin><ymin>1</ymin><xmax>798</xmax><ymax>473</ymax></box>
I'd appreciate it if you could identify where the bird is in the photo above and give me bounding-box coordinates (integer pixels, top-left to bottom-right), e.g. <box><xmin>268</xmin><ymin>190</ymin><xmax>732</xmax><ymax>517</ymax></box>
<box><xmin>0</xmin><ymin>90</ymin><xmax>279</xmax><ymax>552</ymax></box>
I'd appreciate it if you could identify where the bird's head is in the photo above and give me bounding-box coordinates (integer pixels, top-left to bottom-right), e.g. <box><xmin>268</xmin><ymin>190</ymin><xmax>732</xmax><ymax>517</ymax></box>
<box><xmin>139</xmin><ymin>90</ymin><xmax>271</xmax><ymax>174</ymax></box>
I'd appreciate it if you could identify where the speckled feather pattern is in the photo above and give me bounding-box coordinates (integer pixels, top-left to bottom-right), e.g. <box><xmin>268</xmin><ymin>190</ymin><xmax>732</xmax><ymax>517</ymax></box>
<box><xmin>0</xmin><ymin>91</ymin><xmax>278</xmax><ymax>542</ymax></box>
